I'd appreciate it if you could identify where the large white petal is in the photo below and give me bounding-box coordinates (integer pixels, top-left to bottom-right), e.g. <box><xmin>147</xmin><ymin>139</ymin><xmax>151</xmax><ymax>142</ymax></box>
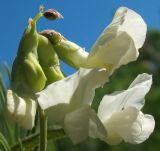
<box><xmin>86</xmin><ymin>32</ymin><xmax>136</xmax><ymax>71</ymax></box>
<box><xmin>36</xmin><ymin>68</ymin><xmax>109</xmax><ymax>125</ymax></box>
<box><xmin>86</xmin><ymin>7</ymin><xmax>146</xmax><ymax>70</ymax></box>
<box><xmin>7</xmin><ymin>90</ymin><xmax>37</xmax><ymax>130</ymax></box>
<box><xmin>98</xmin><ymin>73</ymin><xmax>152</xmax><ymax>122</ymax></box>
<box><xmin>64</xmin><ymin>105</ymin><xmax>107</xmax><ymax>144</ymax></box>
<box><xmin>114</xmin><ymin>7</ymin><xmax>147</xmax><ymax>49</ymax></box>
<box><xmin>103</xmin><ymin>107</ymin><xmax>155</xmax><ymax>144</ymax></box>
<box><xmin>36</xmin><ymin>68</ymin><xmax>109</xmax><ymax>110</ymax></box>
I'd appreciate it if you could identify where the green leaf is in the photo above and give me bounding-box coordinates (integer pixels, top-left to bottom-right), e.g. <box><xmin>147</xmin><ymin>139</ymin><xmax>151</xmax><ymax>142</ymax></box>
<box><xmin>0</xmin><ymin>132</ymin><xmax>11</xmax><ymax>151</ymax></box>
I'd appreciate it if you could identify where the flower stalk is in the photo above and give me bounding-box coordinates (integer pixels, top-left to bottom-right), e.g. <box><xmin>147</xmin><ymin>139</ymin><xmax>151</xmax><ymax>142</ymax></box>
<box><xmin>38</xmin><ymin>105</ymin><xmax>47</xmax><ymax>151</ymax></box>
<box><xmin>11</xmin><ymin>128</ymin><xmax>65</xmax><ymax>151</ymax></box>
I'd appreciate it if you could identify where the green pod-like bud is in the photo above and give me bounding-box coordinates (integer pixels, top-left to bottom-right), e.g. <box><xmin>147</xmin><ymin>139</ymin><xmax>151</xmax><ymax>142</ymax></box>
<box><xmin>40</xmin><ymin>30</ymin><xmax>89</xmax><ymax>69</ymax></box>
<box><xmin>11</xmin><ymin>12</ymin><xmax>47</xmax><ymax>94</ymax></box>
<box><xmin>37</xmin><ymin>34</ymin><xmax>64</xmax><ymax>85</ymax></box>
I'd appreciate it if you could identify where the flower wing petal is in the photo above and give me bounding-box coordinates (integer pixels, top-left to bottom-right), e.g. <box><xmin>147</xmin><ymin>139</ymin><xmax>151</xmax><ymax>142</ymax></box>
<box><xmin>98</xmin><ymin>73</ymin><xmax>152</xmax><ymax>122</ymax></box>
<box><xmin>64</xmin><ymin>105</ymin><xmax>90</xmax><ymax>144</ymax></box>
<box><xmin>89</xmin><ymin>108</ymin><xmax>107</xmax><ymax>141</ymax></box>
<box><xmin>7</xmin><ymin>90</ymin><xmax>37</xmax><ymax>129</ymax></box>
<box><xmin>64</xmin><ymin>105</ymin><xmax>107</xmax><ymax>144</ymax></box>
<box><xmin>103</xmin><ymin>107</ymin><xmax>154</xmax><ymax>144</ymax></box>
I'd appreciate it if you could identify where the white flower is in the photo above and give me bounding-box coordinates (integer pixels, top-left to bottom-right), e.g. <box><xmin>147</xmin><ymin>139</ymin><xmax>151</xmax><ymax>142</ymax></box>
<box><xmin>7</xmin><ymin>6</ymin><xmax>147</xmax><ymax>133</ymax></box>
<box><xmin>52</xmin><ymin>73</ymin><xmax>155</xmax><ymax>145</ymax></box>
<box><xmin>92</xmin><ymin>73</ymin><xmax>155</xmax><ymax>145</ymax></box>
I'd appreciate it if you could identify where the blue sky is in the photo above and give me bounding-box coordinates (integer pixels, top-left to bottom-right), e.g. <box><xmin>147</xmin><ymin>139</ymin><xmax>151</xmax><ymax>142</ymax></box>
<box><xmin>0</xmin><ymin>0</ymin><xmax>160</xmax><ymax>74</ymax></box>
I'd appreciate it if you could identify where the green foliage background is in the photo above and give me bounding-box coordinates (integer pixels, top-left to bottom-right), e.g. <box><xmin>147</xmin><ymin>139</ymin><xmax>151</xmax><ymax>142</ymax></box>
<box><xmin>0</xmin><ymin>31</ymin><xmax>160</xmax><ymax>150</ymax></box>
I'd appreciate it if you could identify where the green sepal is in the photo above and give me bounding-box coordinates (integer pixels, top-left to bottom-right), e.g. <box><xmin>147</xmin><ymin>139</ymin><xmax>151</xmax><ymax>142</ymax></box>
<box><xmin>22</xmin><ymin>53</ymin><xmax>47</xmax><ymax>93</ymax></box>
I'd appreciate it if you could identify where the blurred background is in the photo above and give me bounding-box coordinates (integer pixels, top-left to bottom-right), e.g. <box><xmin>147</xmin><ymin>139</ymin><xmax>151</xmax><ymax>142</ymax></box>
<box><xmin>0</xmin><ymin>0</ymin><xmax>160</xmax><ymax>151</ymax></box>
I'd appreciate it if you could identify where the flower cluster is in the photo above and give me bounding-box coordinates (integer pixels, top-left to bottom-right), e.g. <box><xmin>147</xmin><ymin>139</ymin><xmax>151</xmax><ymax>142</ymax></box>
<box><xmin>7</xmin><ymin>7</ymin><xmax>155</xmax><ymax>145</ymax></box>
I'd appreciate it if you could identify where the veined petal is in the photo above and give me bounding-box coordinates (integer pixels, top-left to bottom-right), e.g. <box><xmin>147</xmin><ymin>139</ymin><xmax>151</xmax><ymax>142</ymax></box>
<box><xmin>98</xmin><ymin>73</ymin><xmax>152</xmax><ymax>122</ymax></box>
<box><xmin>64</xmin><ymin>105</ymin><xmax>107</xmax><ymax>144</ymax></box>
<box><xmin>86</xmin><ymin>7</ymin><xmax>146</xmax><ymax>71</ymax></box>
<box><xmin>36</xmin><ymin>68</ymin><xmax>109</xmax><ymax>110</ymax></box>
<box><xmin>103</xmin><ymin>107</ymin><xmax>155</xmax><ymax>144</ymax></box>
<box><xmin>7</xmin><ymin>90</ymin><xmax>37</xmax><ymax>130</ymax></box>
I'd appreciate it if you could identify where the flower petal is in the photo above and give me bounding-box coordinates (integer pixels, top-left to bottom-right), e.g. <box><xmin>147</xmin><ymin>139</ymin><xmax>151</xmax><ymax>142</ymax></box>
<box><xmin>44</xmin><ymin>104</ymin><xmax>70</xmax><ymax>125</ymax></box>
<box><xmin>36</xmin><ymin>68</ymin><xmax>109</xmax><ymax>126</ymax></box>
<box><xmin>7</xmin><ymin>90</ymin><xmax>37</xmax><ymax>129</ymax></box>
<box><xmin>98</xmin><ymin>73</ymin><xmax>152</xmax><ymax>122</ymax></box>
<box><xmin>36</xmin><ymin>68</ymin><xmax>109</xmax><ymax>110</ymax></box>
<box><xmin>89</xmin><ymin>108</ymin><xmax>107</xmax><ymax>141</ymax></box>
<box><xmin>103</xmin><ymin>107</ymin><xmax>155</xmax><ymax>144</ymax></box>
<box><xmin>86</xmin><ymin>7</ymin><xmax>146</xmax><ymax>70</ymax></box>
<box><xmin>86</xmin><ymin>32</ymin><xmax>136</xmax><ymax>71</ymax></box>
<box><xmin>64</xmin><ymin>105</ymin><xmax>90</xmax><ymax>144</ymax></box>
<box><xmin>114</xmin><ymin>7</ymin><xmax>147</xmax><ymax>49</ymax></box>
<box><xmin>64</xmin><ymin>105</ymin><xmax>107</xmax><ymax>144</ymax></box>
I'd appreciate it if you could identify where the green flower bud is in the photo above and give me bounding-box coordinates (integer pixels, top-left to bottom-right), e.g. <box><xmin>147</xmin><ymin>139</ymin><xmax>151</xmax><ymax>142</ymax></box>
<box><xmin>11</xmin><ymin>11</ymin><xmax>47</xmax><ymax>94</ymax></box>
<box><xmin>40</xmin><ymin>30</ymin><xmax>89</xmax><ymax>69</ymax></box>
<box><xmin>37</xmin><ymin>34</ymin><xmax>64</xmax><ymax>85</ymax></box>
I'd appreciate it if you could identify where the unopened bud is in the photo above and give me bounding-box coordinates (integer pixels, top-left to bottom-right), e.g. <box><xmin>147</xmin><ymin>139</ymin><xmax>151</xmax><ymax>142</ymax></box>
<box><xmin>40</xmin><ymin>30</ymin><xmax>89</xmax><ymax>69</ymax></box>
<box><xmin>43</xmin><ymin>9</ymin><xmax>63</xmax><ymax>20</ymax></box>
<box><xmin>37</xmin><ymin>34</ymin><xmax>64</xmax><ymax>84</ymax></box>
<box><xmin>12</xmin><ymin>9</ymin><xmax>47</xmax><ymax>93</ymax></box>
<box><xmin>39</xmin><ymin>30</ymin><xmax>64</xmax><ymax>44</ymax></box>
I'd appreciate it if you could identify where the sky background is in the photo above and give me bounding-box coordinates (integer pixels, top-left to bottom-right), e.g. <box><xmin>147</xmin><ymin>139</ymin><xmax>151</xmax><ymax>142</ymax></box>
<box><xmin>0</xmin><ymin>0</ymin><xmax>160</xmax><ymax>75</ymax></box>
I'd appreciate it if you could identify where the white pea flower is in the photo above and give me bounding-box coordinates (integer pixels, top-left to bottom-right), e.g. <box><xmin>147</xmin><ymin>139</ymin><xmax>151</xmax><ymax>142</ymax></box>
<box><xmin>37</xmin><ymin>72</ymin><xmax>155</xmax><ymax>145</ymax></box>
<box><xmin>6</xmin><ymin>6</ymin><xmax>147</xmax><ymax>133</ymax></box>
<box><xmin>90</xmin><ymin>73</ymin><xmax>154</xmax><ymax>145</ymax></box>
<box><xmin>61</xmin><ymin>73</ymin><xmax>155</xmax><ymax>144</ymax></box>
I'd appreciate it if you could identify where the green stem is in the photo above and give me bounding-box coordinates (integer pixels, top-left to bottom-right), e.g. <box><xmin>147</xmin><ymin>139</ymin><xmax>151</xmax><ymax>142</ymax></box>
<box><xmin>38</xmin><ymin>105</ymin><xmax>47</xmax><ymax>151</ymax></box>
<box><xmin>11</xmin><ymin>128</ymin><xmax>65</xmax><ymax>151</ymax></box>
<box><xmin>33</xmin><ymin>12</ymin><xmax>43</xmax><ymax>23</ymax></box>
<box><xmin>18</xmin><ymin>138</ymin><xmax>25</xmax><ymax>151</ymax></box>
